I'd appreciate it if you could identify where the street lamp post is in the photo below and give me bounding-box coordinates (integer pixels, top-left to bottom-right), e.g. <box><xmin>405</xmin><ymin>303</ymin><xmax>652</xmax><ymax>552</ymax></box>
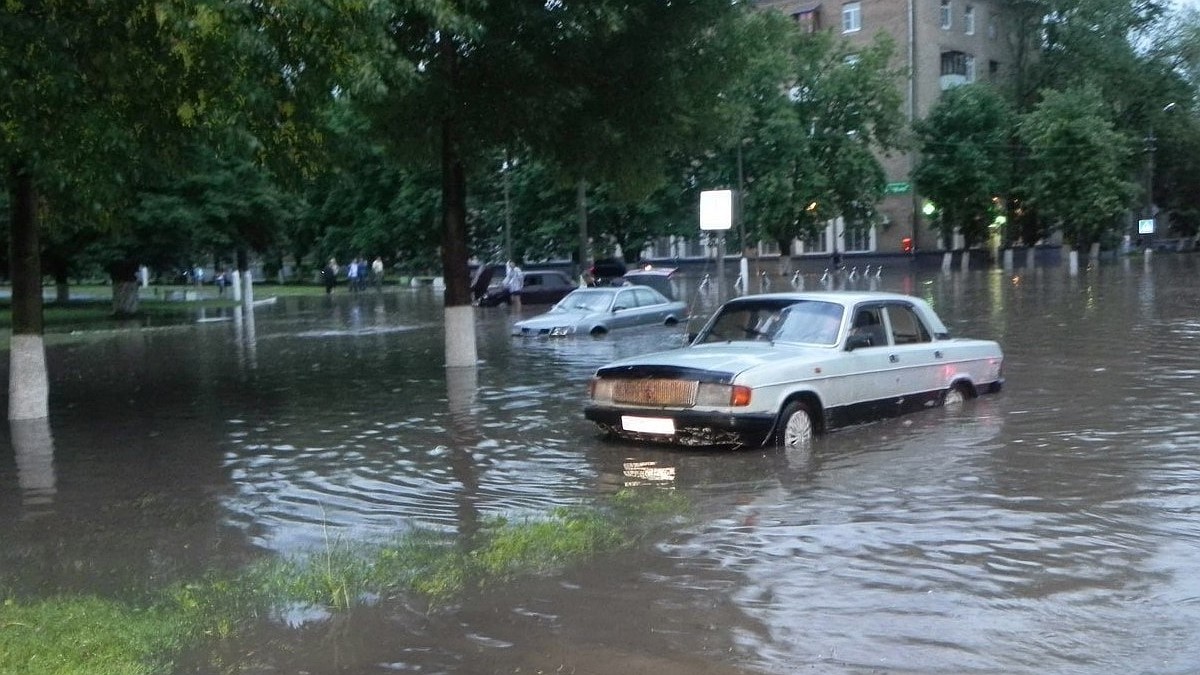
<box><xmin>1142</xmin><ymin>102</ymin><xmax>1177</xmax><ymax>248</ymax></box>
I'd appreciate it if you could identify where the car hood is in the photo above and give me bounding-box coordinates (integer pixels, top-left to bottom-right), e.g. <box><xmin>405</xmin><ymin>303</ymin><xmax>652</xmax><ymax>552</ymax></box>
<box><xmin>594</xmin><ymin>342</ymin><xmax>830</xmax><ymax>383</ymax></box>
<box><xmin>514</xmin><ymin>309</ymin><xmax>593</xmax><ymax>328</ymax></box>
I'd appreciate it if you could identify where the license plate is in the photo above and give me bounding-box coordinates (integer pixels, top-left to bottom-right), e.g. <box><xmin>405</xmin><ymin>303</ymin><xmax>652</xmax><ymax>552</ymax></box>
<box><xmin>621</xmin><ymin>416</ymin><xmax>675</xmax><ymax>435</ymax></box>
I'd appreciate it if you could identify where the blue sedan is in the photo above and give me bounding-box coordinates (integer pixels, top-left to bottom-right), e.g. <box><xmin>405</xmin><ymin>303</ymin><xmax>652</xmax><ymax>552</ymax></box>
<box><xmin>511</xmin><ymin>286</ymin><xmax>688</xmax><ymax>337</ymax></box>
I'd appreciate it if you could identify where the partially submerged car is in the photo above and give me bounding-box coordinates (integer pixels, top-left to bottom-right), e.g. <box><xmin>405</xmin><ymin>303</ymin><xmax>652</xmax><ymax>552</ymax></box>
<box><xmin>584</xmin><ymin>291</ymin><xmax>1004</xmax><ymax>449</ymax></box>
<box><xmin>512</xmin><ymin>285</ymin><xmax>688</xmax><ymax>337</ymax></box>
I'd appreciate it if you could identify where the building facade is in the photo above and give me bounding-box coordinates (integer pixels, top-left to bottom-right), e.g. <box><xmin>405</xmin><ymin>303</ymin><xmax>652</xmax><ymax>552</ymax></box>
<box><xmin>753</xmin><ymin>0</ymin><xmax>1021</xmax><ymax>254</ymax></box>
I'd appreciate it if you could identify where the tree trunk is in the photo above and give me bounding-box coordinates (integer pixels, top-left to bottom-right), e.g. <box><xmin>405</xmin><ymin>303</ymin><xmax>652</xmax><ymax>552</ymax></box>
<box><xmin>109</xmin><ymin>260</ymin><xmax>140</xmax><ymax>318</ymax></box>
<box><xmin>440</xmin><ymin>34</ymin><xmax>477</xmax><ymax>368</ymax></box>
<box><xmin>576</xmin><ymin>180</ymin><xmax>589</xmax><ymax>278</ymax></box>
<box><xmin>8</xmin><ymin>162</ymin><xmax>49</xmax><ymax>420</ymax></box>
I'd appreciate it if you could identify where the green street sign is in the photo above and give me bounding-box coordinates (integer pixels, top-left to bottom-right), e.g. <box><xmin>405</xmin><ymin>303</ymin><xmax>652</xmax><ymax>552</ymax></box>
<box><xmin>885</xmin><ymin>182</ymin><xmax>911</xmax><ymax>195</ymax></box>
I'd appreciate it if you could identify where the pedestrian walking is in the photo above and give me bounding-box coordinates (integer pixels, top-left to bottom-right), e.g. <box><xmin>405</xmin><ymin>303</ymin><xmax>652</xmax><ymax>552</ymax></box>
<box><xmin>323</xmin><ymin>258</ymin><xmax>339</xmax><ymax>294</ymax></box>
<box><xmin>371</xmin><ymin>257</ymin><xmax>385</xmax><ymax>292</ymax></box>
<box><xmin>503</xmin><ymin>260</ymin><xmax>524</xmax><ymax>310</ymax></box>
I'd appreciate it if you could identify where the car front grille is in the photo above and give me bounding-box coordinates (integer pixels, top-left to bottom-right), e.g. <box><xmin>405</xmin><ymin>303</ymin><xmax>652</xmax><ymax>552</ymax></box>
<box><xmin>611</xmin><ymin>378</ymin><xmax>698</xmax><ymax>406</ymax></box>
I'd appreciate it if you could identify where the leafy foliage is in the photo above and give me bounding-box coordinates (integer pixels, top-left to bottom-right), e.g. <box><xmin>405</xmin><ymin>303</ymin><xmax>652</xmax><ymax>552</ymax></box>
<box><xmin>914</xmin><ymin>85</ymin><xmax>1015</xmax><ymax>249</ymax></box>
<box><xmin>1017</xmin><ymin>86</ymin><xmax>1135</xmax><ymax>249</ymax></box>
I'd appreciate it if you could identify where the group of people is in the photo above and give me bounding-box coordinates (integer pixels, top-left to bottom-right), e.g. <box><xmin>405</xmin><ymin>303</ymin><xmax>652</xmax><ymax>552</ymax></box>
<box><xmin>323</xmin><ymin>256</ymin><xmax>386</xmax><ymax>294</ymax></box>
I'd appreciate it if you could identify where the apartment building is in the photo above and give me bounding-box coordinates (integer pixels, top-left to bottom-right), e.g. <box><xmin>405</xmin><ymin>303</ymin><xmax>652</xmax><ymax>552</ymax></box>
<box><xmin>754</xmin><ymin>0</ymin><xmax>1021</xmax><ymax>254</ymax></box>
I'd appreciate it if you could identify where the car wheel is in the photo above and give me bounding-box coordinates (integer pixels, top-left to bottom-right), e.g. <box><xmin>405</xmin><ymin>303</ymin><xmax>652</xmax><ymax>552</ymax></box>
<box><xmin>775</xmin><ymin>400</ymin><xmax>815</xmax><ymax>449</ymax></box>
<box><xmin>589</xmin><ymin>326</ymin><xmax>608</xmax><ymax>336</ymax></box>
<box><xmin>942</xmin><ymin>384</ymin><xmax>969</xmax><ymax>407</ymax></box>
<box><xmin>664</xmin><ymin>316</ymin><xmax>678</xmax><ymax>326</ymax></box>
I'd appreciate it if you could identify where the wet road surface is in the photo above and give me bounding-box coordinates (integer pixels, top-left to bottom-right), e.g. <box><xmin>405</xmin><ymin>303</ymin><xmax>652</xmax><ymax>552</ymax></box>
<box><xmin>3</xmin><ymin>256</ymin><xmax>1200</xmax><ymax>673</ymax></box>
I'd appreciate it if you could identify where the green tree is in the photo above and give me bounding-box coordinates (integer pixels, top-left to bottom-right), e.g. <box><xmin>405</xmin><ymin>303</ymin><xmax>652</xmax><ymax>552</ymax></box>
<box><xmin>344</xmin><ymin>0</ymin><xmax>764</xmax><ymax>365</ymax></box>
<box><xmin>1018</xmin><ymin>86</ymin><xmax>1135</xmax><ymax>250</ymax></box>
<box><xmin>737</xmin><ymin>29</ymin><xmax>904</xmax><ymax>266</ymax></box>
<box><xmin>913</xmin><ymin>84</ymin><xmax>1015</xmax><ymax>250</ymax></box>
<box><xmin>1</xmin><ymin>0</ymin><xmax>412</xmax><ymax>418</ymax></box>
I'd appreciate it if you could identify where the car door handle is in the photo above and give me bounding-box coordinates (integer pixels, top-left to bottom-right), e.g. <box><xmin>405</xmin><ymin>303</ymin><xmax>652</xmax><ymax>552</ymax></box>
<box><xmin>934</xmin><ymin>350</ymin><xmax>944</xmax><ymax>359</ymax></box>
<box><xmin>889</xmin><ymin>354</ymin><xmax>899</xmax><ymax>363</ymax></box>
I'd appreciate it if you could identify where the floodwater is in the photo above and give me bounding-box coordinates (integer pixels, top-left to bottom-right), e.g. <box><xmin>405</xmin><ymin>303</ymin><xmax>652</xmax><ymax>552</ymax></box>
<box><xmin>2</xmin><ymin>255</ymin><xmax>1200</xmax><ymax>674</ymax></box>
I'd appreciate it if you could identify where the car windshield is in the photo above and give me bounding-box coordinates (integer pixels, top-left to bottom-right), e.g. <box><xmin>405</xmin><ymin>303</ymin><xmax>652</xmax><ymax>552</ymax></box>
<box><xmin>696</xmin><ymin>299</ymin><xmax>844</xmax><ymax>346</ymax></box>
<box><xmin>550</xmin><ymin>290</ymin><xmax>614</xmax><ymax>313</ymax></box>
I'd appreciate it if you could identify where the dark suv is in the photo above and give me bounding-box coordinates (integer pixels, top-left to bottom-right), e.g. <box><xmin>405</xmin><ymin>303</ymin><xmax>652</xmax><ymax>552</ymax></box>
<box><xmin>588</xmin><ymin>258</ymin><xmax>627</xmax><ymax>285</ymax></box>
<box><xmin>479</xmin><ymin>269</ymin><xmax>577</xmax><ymax>307</ymax></box>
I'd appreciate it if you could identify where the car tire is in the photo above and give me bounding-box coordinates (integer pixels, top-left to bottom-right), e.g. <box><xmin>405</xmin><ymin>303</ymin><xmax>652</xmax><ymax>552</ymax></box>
<box><xmin>589</xmin><ymin>326</ymin><xmax>608</xmax><ymax>336</ymax></box>
<box><xmin>775</xmin><ymin>400</ymin><xmax>815</xmax><ymax>449</ymax></box>
<box><xmin>942</xmin><ymin>383</ymin><xmax>970</xmax><ymax>407</ymax></box>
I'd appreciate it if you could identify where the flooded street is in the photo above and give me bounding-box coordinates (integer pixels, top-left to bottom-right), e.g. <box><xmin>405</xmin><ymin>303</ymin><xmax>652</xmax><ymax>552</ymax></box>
<box><xmin>3</xmin><ymin>255</ymin><xmax>1200</xmax><ymax>674</ymax></box>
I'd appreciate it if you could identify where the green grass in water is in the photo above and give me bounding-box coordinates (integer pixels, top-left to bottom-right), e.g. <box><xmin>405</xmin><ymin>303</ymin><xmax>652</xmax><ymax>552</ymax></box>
<box><xmin>0</xmin><ymin>491</ymin><xmax>689</xmax><ymax>674</ymax></box>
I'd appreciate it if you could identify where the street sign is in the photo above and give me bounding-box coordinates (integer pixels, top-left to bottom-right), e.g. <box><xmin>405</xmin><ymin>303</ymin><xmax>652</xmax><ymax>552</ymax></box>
<box><xmin>885</xmin><ymin>182</ymin><xmax>911</xmax><ymax>195</ymax></box>
<box><xmin>699</xmin><ymin>190</ymin><xmax>733</xmax><ymax>231</ymax></box>
<box><xmin>1138</xmin><ymin>218</ymin><xmax>1155</xmax><ymax>235</ymax></box>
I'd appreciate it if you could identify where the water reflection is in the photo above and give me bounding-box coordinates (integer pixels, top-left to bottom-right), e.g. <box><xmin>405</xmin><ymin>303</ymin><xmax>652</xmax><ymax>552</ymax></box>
<box><xmin>2</xmin><ymin>257</ymin><xmax>1200</xmax><ymax>672</ymax></box>
<box><xmin>10</xmin><ymin>417</ymin><xmax>56</xmax><ymax>514</ymax></box>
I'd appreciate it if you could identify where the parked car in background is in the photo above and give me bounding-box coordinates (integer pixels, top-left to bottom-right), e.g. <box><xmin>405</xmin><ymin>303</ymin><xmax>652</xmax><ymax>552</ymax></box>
<box><xmin>588</xmin><ymin>258</ymin><xmax>627</xmax><ymax>285</ymax></box>
<box><xmin>619</xmin><ymin>266</ymin><xmax>680</xmax><ymax>301</ymax></box>
<box><xmin>584</xmin><ymin>291</ymin><xmax>1004</xmax><ymax>449</ymax></box>
<box><xmin>512</xmin><ymin>285</ymin><xmax>688</xmax><ymax>337</ymax></box>
<box><xmin>479</xmin><ymin>269</ymin><xmax>577</xmax><ymax>307</ymax></box>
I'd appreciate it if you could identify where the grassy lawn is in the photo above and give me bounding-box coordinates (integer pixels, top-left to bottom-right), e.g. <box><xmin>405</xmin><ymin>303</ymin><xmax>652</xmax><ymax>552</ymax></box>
<box><xmin>0</xmin><ymin>283</ymin><xmax>336</xmax><ymax>349</ymax></box>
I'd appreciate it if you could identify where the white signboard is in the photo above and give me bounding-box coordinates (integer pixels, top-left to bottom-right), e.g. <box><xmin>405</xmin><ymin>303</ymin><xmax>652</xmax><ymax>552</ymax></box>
<box><xmin>1137</xmin><ymin>218</ymin><xmax>1155</xmax><ymax>235</ymax></box>
<box><xmin>699</xmin><ymin>190</ymin><xmax>733</xmax><ymax>231</ymax></box>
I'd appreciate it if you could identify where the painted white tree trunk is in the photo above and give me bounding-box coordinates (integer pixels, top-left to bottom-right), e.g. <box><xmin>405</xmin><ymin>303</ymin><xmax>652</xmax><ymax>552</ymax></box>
<box><xmin>960</xmin><ymin>251</ymin><xmax>970</xmax><ymax>272</ymax></box>
<box><xmin>1089</xmin><ymin>242</ymin><xmax>1101</xmax><ymax>260</ymax></box>
<box><xmin>1003</xmin><ymin>249</ymin><xmax>1014</xmax><ymax>271</ymax></box>
<box><xmin>941</xmin><ymin>252</ymin><xmax>953</xmax><ymax>273</ymax></box>
<box><xmin>1068</xmin><ymin>250</ymin><xmax>1080</xmax><ymax>276</ymax></box>
<box><xmin>232</xmin><ymin>270</ymin><xmax>243</xmax><ymax>302</ymax></box>
<box><xmin>1026</xmin><ymin>247</ymin><xmax>1036</xmax><ymax>269</ymax></box>
<box><xmin>9</xmin><ymin>335</ymin><xmax>49</xmax><ymax>420</ymax></box>
<box><xmin>11</xmin><ymin>417</ymin><xmax>56</xmax><ymax>505</ymax></box>
<box><xmin>241</xmin><ymin>270</ymin><xmax>254</xmax><ymax>305</ymax></box>
<box><xmin>444</xmin><ymin>306</ymin><xmax>478</xmax><ymax>368</ymax></box>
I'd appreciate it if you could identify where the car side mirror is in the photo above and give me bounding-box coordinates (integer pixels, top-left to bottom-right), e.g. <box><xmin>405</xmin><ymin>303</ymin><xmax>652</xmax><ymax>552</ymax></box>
<box><xmin>845</xmin><ymin>333</ymin><xmax>873</xmax><ymax>351</ymax></box>
<box><xmin>612</xmin><ymin>305</ymin><xmax>626</xmax><ymax>313</ymax></box>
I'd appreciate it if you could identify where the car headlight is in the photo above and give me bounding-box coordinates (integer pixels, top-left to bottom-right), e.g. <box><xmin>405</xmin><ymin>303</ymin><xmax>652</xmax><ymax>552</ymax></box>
<box><xmin>549</xmin><ymin>325</ymin><xmax>576</xmax><ymax>336</ymax></box>
<box><xmin>695</xmin><ymin>383</ymin><xmax>752</xmax><ymax>407</ymax></box>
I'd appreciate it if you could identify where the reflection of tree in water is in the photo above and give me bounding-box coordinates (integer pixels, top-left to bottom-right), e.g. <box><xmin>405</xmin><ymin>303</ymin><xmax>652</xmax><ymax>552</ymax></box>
<box><xmin>10</xmin><ymin>417</ymin><xmax>57</xmax><ymax>514</ymax></box>
<box><xmin>445</xmin><ymin>366</ymin><xmax>482</xmax><ymax>541</ymax></box>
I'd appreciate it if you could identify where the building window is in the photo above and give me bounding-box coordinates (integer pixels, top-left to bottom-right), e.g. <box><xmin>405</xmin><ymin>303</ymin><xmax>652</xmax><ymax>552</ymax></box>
<box><xmin>802</xmin><ymin>230</ymin><xmax>829</xmax><ymax>254</ymax></box>
<box><xmin>940</xmin><ymin>0</ymin><xmax>952</xmax><ymax>29</ymax></box>
<box><xmin>940</xmin><ymin>50</ymin><xmax>975</xmax><ymax>89</ymax></box>
<box><xmin>964</xmin><ymin>5</ymin><xmax>975</xmax><ymax>35</ymax></box>
<box><xmin>844</xmin><ymin>226</ymin><xmax>875</xmax><ymax>253</ymax></box>
<box><xmin>792</xmin><ymin>9</ymin><xmax>820</xmax><ymax>33</ymax></box>
<box><xmin>988</xmin><ymin>60</ymin><xmax>1000</xmax><ymax>78</ymax></box>
<box><xmin>842</xmin><ymin>2</ymin><xmax>862</xmax><ymax>33</ymax></box>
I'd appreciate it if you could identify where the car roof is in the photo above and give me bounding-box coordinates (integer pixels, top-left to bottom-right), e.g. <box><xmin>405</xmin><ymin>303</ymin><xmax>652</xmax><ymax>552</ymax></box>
<box><xmin>725</xmin><ymin>291</ymin><xmax>919</xmax><ymax>305</ymax></box>
<box><xmin>722</xmin><ymin>291</ymin><xmax>949</xmax><ymax>334</ymax></box>
<box><xmin>624</xmin><ymin>266</ymin><xmax>676</xmax><ymax>277</ymax></box>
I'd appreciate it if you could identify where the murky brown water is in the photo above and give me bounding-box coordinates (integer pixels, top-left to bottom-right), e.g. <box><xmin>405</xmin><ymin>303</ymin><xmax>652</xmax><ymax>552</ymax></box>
<box><xmin>3</xmin><ymin>255</ymin><xmax>1200</xmax><ymax>674</ymax></box>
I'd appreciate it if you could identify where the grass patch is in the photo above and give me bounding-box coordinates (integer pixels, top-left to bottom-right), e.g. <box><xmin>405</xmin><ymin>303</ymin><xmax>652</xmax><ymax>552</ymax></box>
<box><xmin>0</xmin><ymin>491</ymin><xmax>690</xmax><ymax>674</ymax></box>
<box><xmin>0</xmin><ymin>596</ymin><xmax>192</xmax><ymax>675</ymax></box>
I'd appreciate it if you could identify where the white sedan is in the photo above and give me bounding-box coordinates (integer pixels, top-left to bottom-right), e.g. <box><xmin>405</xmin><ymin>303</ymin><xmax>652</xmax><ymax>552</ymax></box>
<box><xmin>584</xmin><ymin>291</ymin><xmax>1004</xmax><ymax>449</ymax></box>
<box><xmin>512</xmin><ymin>286</ymin><xmax>688</xmax><ymax>337</ymax></box>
